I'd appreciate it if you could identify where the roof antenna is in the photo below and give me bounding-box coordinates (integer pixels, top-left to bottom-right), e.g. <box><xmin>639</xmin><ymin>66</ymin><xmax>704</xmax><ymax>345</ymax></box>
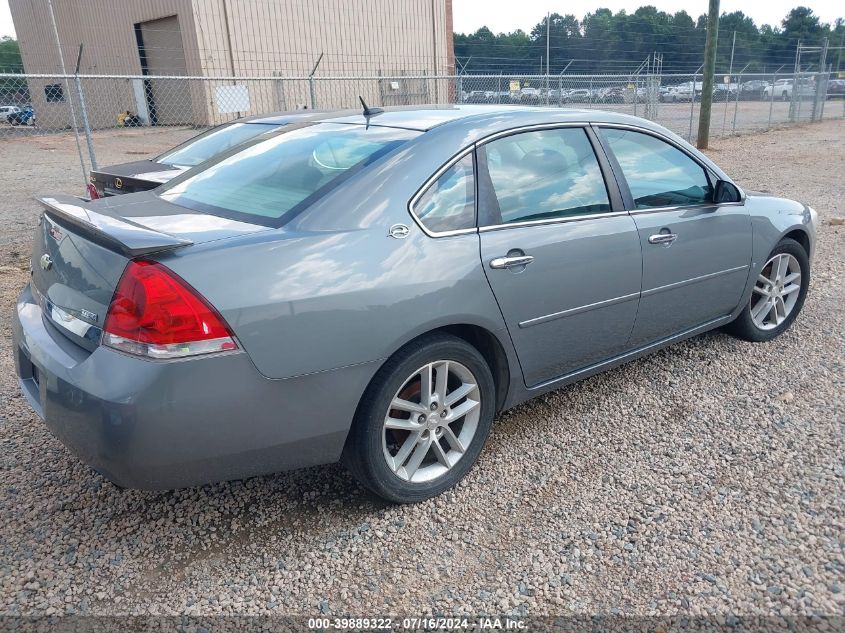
<box><xmin>359</xmin><ymin>96</ymin><xmax>384</xmax><ymax>118</ymax></box>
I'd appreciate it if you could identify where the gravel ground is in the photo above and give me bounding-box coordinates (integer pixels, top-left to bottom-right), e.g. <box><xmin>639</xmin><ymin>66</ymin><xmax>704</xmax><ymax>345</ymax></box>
<box><xmin>0</xmin><ymin>120</ymin><xmax>843</xmax><ymax>618</ymax></box>
<box><xmin>0</xmin><ymin>125</ymin><xmax>197</xmax><ymax>252</ymax></box>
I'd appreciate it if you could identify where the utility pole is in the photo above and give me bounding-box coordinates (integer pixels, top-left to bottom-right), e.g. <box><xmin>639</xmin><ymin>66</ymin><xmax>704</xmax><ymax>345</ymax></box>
<box><xmin>696</xmin><ymin>0</ymin><xmax>720</xmax><ymax>149</ymax></box>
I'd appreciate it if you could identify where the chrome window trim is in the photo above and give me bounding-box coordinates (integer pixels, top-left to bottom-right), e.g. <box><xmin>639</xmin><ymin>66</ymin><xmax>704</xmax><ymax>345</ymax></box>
<box><xmin>628</xmin><ymin>200</ymin><xmax>745</xmax><ymax>216</ymax></box>
<box><xmin>474</xmin><ymin>121</ymin><xmax>590</xmax><ymax>146</ymax></box>
<box><xmin>478</xmin><ymin>210</ymin><xmax>624</xmax><ymax>232</ymax></box>
<box><xmin>475</xmin><ymin>122</ymin><xmax>623</xmax><ymax>231</ymax></box>
<box><xmin>595</xmin><ymin>122</ymin><xmax>713</xmax><ymax>171</ymax></box>
<box><xmin>594</xmin><ymin>122</ymin><xmax>747</xmax><ymax>209</ymax></box>
<box><xmin>407</xmin><ymin>146</ymin><xmax>479</xmax><ymax>238</ymax></box>
<box><xmin>408</xmin><ymin>120</ymin><xmax>745</xmax><ymax>238</ymax></box>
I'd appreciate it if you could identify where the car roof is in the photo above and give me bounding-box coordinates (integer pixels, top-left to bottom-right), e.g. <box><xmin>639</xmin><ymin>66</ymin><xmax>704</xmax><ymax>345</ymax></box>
<box><xmin>318</xmin><ymin>104</ymin><xmax>663</xmax><ymax>132</ymax></box>
<box><xmin>239</xmin><ymin>110</ymin><xmax>353</xmax><ymax>125</ymax></box>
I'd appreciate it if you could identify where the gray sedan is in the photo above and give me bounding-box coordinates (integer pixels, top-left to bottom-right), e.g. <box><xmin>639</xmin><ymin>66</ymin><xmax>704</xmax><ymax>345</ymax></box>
<box><xmin>12</xmin><ymin>105</ymin><xmax>816</xmax><ymax>503</ymax></box>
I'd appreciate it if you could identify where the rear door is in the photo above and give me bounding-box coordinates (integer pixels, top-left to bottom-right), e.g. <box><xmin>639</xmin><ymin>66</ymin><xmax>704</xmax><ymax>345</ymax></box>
<box><xmin>596</xmin><ymin>125</ymin><xmax>751</xmax><ymax>346</ymax></box>
<box><xmin>477</xmin><ymin>125</ymin><xmax>642</xmax><ymax>388</ymax></box>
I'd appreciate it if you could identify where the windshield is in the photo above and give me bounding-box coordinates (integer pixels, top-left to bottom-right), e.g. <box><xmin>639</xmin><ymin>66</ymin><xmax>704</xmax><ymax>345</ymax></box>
<box><xmin>158</xmin><ymin>123</ymin><xmax>419</xmax><ymax>226</ymax></box>
<box><xmin>156</xmin><ymin>122</ymin><xmax>280</xmax><ymax>168</ymax></box>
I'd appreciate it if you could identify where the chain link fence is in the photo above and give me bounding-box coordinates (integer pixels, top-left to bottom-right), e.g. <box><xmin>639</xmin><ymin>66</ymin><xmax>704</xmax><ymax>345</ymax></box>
<box><xmin>2</xmin><ymin>70</ymin><xmax>843</xmax><ymax>168</ymax></box>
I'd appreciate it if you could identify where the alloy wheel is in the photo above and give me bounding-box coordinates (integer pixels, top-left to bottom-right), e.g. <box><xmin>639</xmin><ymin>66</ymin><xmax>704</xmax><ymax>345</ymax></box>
<box><xmin>750</xmin><ymin>253</ymin><xmax>802</xmax><ymax>330</ymax></box>
<box><xmin>382</xmin><ymin>360</ymin><xmax>481</xmax><ymax>483</ymax></box>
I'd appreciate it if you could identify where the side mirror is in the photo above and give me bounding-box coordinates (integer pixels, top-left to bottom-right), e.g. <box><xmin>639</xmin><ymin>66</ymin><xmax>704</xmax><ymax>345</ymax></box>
<box><xmin>714</xmin><ymin>180</ymin><xmax>742</xmax><ymax>204</ymax></box>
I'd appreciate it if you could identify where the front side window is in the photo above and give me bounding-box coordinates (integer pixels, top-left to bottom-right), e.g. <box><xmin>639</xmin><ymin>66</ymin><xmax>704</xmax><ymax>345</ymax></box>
<box><xmin>157</xmin><ymin>122</ymin><xmax>280</xmax><ymax>168</ymax></box>
<box><xmin>601</xmin><ymin>128</ymin><xmax>712</xmax><ymax>209</ymax></box>
<box><xmin>480</xmin><ymin>127</ymin><xmax>611</xmax><ymax>225</ymax></box>
<box><xmin>159</xmin><ymin>123</ymin><xmax>418</xmax><ymax>226</ymax></box>
<box><xmin>413</xmin><ymin>153</ymin><xmax>475</xmax><ymax>233</ymax></box>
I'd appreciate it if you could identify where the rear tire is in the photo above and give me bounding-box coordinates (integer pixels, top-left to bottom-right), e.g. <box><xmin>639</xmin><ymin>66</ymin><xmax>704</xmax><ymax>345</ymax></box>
<box><xmin>726</xmin><ymin>238</ymin><xmax>809</xmax><ymax>343</ymax></box>
<box><xmin>343</xmin><ymin>333</ymin><xmax>496</xmax><ymax>504</ymax></box>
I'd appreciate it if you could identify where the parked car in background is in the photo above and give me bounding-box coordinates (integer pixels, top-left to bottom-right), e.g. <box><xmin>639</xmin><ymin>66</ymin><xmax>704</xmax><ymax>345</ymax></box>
<box><xmin>713</xmin><ymin>84</ymin><xmax>738</xmax><ymax>100</ymax></box>
<box><xmin>763</xmin><ymin>78</ymin><xmax>815</xmax><ymax>101</ymax></box>
<box><xmin>88</xmin><ymin>110</ymin><xmax>326</xmax><ymax>198</ymax></box>
<box><xmin>663</xmin><ymin>85</ymin><xmax>689</xmax><ymax>102</ymax></box>
<box><xmin>14</xmin><ymin>105</ymin><xmax>816</xmax><ymax>503</ymax></box>
<box><xmin>466</xmin><ymin>91</ymin><xmax>487</xmax><ymax>104</ymax></box>
<box><xmin>826</xmin><ymin>79</ymin><xmax>845</xmax><ymax>99</ymax></box>
<box><xmin>739</xmin><ymin>80</ymin><xmax>770</xmax><ymax>100</ymax></box>
<box><xmin>6</xmin><ymin>105</ymin><xmax>34</xmax><ymax>125</ymax></box>
<box><xmin>547</xmin><ymin>88</ymin><xmax>566</xmax><ymax>103</ymax></box>
<box><xmin>567</xmin><ymin>88</ymin><xmax>594</xmax><ymax>103</ymax></box>
<box><xmin>519</xmin><ymin>87</ymin><xmax>541</xmax><ymax>104</ymax></box>
<box><xmin>1</xmin><ymin>105</ymin><xmax>22</xmax><ymax>122</ymax></box>
<box><xmin>601</xmin><ymin>86</ymin><xmax>625</xmax><ymax>104</ymax></box>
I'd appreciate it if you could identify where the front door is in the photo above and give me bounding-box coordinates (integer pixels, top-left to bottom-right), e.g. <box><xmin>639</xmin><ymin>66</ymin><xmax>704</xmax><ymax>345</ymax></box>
<box><xmin>477</xmin><ymin>126</ymin><xmax>642</xmax><ymax>387</ymax></box>
<box><xmin>598</xmin><ymin>126</ymin><xmax>752</xmax><ymax>346</ymax></box>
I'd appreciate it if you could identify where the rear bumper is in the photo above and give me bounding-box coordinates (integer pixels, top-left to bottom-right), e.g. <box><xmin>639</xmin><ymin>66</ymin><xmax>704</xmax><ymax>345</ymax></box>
<box><xmin>12</xmin><ymin>283</ymin><xmax>375</xmax><ymax>489</ymax></box>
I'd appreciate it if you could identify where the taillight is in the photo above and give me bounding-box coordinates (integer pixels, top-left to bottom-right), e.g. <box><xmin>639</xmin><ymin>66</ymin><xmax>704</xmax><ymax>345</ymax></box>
<box><xmin>86</xmin><ymin>182</ymin><xmax>100</xmax><ymax>200</ymax></box>
<box><xmin>103</xmin><ymin>260</ymin><xmax>238</xmax><ymax>359</ymax></box>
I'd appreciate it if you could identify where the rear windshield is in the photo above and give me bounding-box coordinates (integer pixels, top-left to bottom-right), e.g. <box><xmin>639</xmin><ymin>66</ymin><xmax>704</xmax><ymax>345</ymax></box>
<box><xmin>156</xmin><ymin>122</ymin><xmax>279</xmax><ymax>167</ymax></box>
<box><xmin>158</xmin><ymin>123</ymin><xmax>418</xmax><ymax>226</ymax></box>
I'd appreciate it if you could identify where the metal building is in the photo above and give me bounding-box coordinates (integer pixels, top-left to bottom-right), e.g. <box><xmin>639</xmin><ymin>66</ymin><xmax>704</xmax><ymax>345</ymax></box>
<box><xmin>9</xmin><ymin>0</ymin><xmax>455</xmax><ymax>127</ymax></box>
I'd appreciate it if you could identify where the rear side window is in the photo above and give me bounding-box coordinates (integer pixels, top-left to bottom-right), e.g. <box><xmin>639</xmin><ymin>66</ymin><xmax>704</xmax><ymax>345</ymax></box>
<box><xmin>601</xmin><ymin>128</ymin><xmax>712</xmax><ymax>209</ymax></box>
<box><xmin>480</xmin><ymin>127</ymin><xmax>611</xmax><ymax>225</ymax></box>
<box><xmin>413</xmin><ymin>153</ymin><xmax>475</xmax><ymax>233</ymax></box>
<box><xmin>159</xmin><ymin>123</ymin><xmax>418</xmax><ymax>226</ymax></box>
<box><xmin>157</xmin><ymin>122</ymin><xmax>278</xmax><ymax>167</ymax></box>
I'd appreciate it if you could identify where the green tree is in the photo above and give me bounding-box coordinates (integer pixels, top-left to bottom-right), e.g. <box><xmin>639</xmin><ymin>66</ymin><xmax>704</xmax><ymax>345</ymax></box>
<box><xmin>528</xmin><ymin>13</ymin><xmax>582</xmax><ymax>72</ymax></box>
<box><xmin>0</xmin><ymin>37</ymin><xmax>27</xmax><ymax>104</ymax></box>
<box><xmin>781</xmin><ymin>6</ymin><xmax>824</xmax><ymax>42</ymax></box>
<box><xmin>716</xmin><ymin>12</ymin><xmax>761</xmax><ymax>71</ymax></box>
<box><xmin>452</xmin><ymin>5</ymin><xmax>844</xmax><ymax>75</ymax></box>
<box><xmin>0</xmin><ymin>36</ymin><xmax>22</xmax><ymax>72</ymax></box>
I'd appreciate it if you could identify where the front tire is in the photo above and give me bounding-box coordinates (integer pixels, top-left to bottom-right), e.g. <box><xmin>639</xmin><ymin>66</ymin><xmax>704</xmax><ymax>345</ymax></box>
<box><xmin>343</xmin><ymin>333</ymin><xmax>496</xmax><ymax>503</ymax></box>
<box><xmin>726</xmin><ymin>238</ymin><xmax>809</xmax><ymax>343</ymax></box>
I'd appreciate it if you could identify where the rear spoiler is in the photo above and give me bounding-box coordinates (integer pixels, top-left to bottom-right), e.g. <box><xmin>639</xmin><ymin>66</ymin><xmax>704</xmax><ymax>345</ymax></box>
<box><xmin>36</xmin><ymin>194</ymin><xmax>193</xmax><ymax>257</ymax></box>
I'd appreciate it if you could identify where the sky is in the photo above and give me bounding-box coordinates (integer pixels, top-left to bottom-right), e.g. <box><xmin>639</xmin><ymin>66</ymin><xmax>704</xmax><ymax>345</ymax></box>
<box><xmin>0</xmin><ymin>0</ymin><xmax>842</xmax><ymax>38</ymax></box>
<box><xmin>0</xmin><ymin>1</ymin><xmax>11</xmax><ymax>38</ymax></box>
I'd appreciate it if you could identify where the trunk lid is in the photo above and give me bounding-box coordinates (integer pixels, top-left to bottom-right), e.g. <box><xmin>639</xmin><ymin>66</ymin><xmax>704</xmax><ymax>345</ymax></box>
<box><xmin>31</xmin><ymin>192</ymin><xmax>270</xmax><ymax>351</ymax></box>
<box><xmin>91</xmin><ymin>160</ymin><xmax>187</xmax><ymax>196</ymax></box>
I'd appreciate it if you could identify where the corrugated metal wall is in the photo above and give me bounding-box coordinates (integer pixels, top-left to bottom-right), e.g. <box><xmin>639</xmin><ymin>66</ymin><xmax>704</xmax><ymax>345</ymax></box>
<box><xmin>9</xmin><ymin>0</ymin><xmax>452</xmax><ymax>128</ymax></box>
<box><xmin>9</xmin><ymin>0</ymin><xmax>202</xmax><ymax>128</ymax></box>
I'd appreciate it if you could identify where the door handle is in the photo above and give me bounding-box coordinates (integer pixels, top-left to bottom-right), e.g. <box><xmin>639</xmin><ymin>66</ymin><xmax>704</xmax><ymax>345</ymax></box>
<box><xmin>489</xmin><ymin>255</ymin><xmax>534</xmax><ymax>269</ymax></box>
<box><xmin>648</xmin><ymin>233</ymin><xmax>678</xmax><ymax>245</ymax></box>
